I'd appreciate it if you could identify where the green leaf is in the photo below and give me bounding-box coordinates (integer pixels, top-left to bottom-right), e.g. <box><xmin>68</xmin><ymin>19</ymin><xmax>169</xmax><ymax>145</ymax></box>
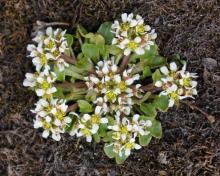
<box><xmin>150</xmin><ymin>120</ymin><xmax>162</xmax><ymax>138</ymax></box>
<box><xmin>77</xmin><ymin>24</ymin><xmax>88</xmax><ymax>37</ymax></box>
<box><xmin>139</xmin><ymin>92</ymin><xmax>152</xmax><ymax>104</ymax></box>
<box><xmin>97</xmin><ymin>22</ymin><xmax>114</xmax><ymax>44</ymax></box>
<box><xmin>65</xmin><ymin>89</ymin><xmax>87</xmax><ymax>100</ymax></box>
<box><xmin>98</xmin><ymin>123</ymin><xmax>107</xmax><ymax>137</ymax></box>
<box><xmin>93</xmin><ymin>133</ymin><xmax>100</xmax><ymax>143</ymax></box>
<box><xmin>153</xmin><ymin>95</ymin><xmax>169</xmax><ymax>112</ymax></box>
<box><xmin>85</xmin><ymin>89</ymin><xmax>97</xmax><ymax>102</ymax></box>
<box><xmin>65</xmin><ymin>113</ymin><xmax>78</xmax><ymax>132</ymax></box>
<box><xmin>77</xmin><ymin>100</ymin><xmax>93</xmax><ymax>113</ymax></box>
<box><xmin>145</xmin><ymin>56</ymin><xmax>166</xmax><ymax>68</ymax></box>
<box><xmin>108</xmin><ymin>45</ymin><xmax>122</xmax><ymax>55</ymax></box>
<box><xmin>98</xmin><ymin>44</ymin><xmax>108</xmax><ymax>58</ymax></box>
<box><xmin>104</xmin><ymin>143</ymin><xmax>115</xmax><ymax>158</ymax></box>
<box><xmin>53</xmin><ymin>65</ymin><xmax>65</xmax><ymax>81</ymax></box>
<box><xmin>142</xmin><ymin>66</ymin><xmax>152</xmax><ymax>78</ymax></box>
<box><xmin>90</xmin><ymin>34</ymin><xmax>105</xmax><ymax>45</ymax></box>
<box><xmin>64</xmin><ymin>69</ymin><xmax>85</xmax><ymax>80</ymax></box>
<box><xmin>115</xmin><ymin>151</ymin><xmax>128</xmax><ymax>164</ymax></box>
<box><xmin>52</xmin><ymin>87</ymin><xmax>64</xmax><ymax>99</ymax></box>
<box><xmin>82</xmin><ymin>43</ymin><xmax>99</xmax><ymax>61</ymax></box>
<box><xmin>152</xmin><ymin>69</ymin><xmax>162</xmax><ymax>84</ymax></box>
<box><xmin>64</xmin><ymin>34</ymin><xmax>73</xmax><ymax>47</ymax></box>
<box><xmin>103</xmin><ymin>131</ymin><xmax>113</xmax><ymax>142</ymax></box>
<box><xmin>140</xmin><ymin>103</ymin><xmax>157</xmax><ymax>117</ymax></box>
<box><xmin>141</xmin><ymin>44</ymin><xmax>159</xmax><ymax>58</ymax></box>
<box><xmin>107</xmin><ymin>116</ymin><xmax>115</xmax><ymax>126</ymax></box>
<box><xmin>75</xmin><ymin>57</ymin><xmax>93</xmax><ymax>71</ymax></box>
<box><xmin>63</xmin><ymin>64</ymin><xmax>87</xmax><ymax>80</ymax></box>
<box><xmin>84</xmin><ymin>32</ymin><xmax>95</xmax><ymax>39</ymax></box>
<box><xmin>139</xmin><ymin>134</ymin><xmax>152</xmax><ymax>146</ymax></box>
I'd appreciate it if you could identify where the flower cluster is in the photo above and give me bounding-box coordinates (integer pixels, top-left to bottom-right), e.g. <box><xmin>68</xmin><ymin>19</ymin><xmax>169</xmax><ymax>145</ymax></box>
<box><xmin>27</xmin><ymin>27</ymin><xmax>69</xmax><ymax>71</ymax></box>
<box><xmin>32</xmin><ymin>98</ymin><xmax>71</xmax><ymax>141</ymax></box>
<box><xmin>155</xmin><ymin>62</ymin><xmax>198</xmax><ymax>107</ymax></box>
<box><xmin>112</xmin><ymin>13</ymin><xmax>157</xmax><ymax>56</ymax></box>
<box><xmin>23</xmin><ymin>27</ymin><xmax>71</xmax><ymax>140</ymax></box>
<box><xmin>23</xmin><ymin>14</ymin><xmax>200</xmax><ymax>164</ymax></box>
<box><xmin>70</xmin><ymin>111</ymin><xmax>108</xmax><ymax>142</ymax></box>
<box><xmin>23</xmin><ymin>69</ymin><xmax>57</xmax><ymax>98</ymax></box>
<box><xmin>85</xmin><ymin>58</ymin><xmax>142</xmax><ymax>117</ymax></box>
<box><xmin>107</xmin><ymin>114</ymin><xmax>152</xmax><ymax>157</ymax></box>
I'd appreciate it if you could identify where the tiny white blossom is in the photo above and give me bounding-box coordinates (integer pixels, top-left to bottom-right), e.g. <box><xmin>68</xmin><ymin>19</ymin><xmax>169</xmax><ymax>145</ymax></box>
<box><xmin>32</xmin><ymin>98</ymin><xmax>71</xmax><ymax>141</ymax></box>
<box><xmin>155</xmin><ymin>62</ymin><xmax>198</xmax><ymax>107</ymax></box>
<box><xmin>112</xmin><ymin>13</ymin><xmax>157</xmax><ymax>56</ymax></box>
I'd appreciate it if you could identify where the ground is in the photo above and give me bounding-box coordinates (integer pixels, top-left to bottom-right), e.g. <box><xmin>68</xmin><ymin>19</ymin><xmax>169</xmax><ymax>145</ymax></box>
<box><xmin>0</xmin><ymin>0</ymin><xmax>220</xmax><ymax>175</ymax></box>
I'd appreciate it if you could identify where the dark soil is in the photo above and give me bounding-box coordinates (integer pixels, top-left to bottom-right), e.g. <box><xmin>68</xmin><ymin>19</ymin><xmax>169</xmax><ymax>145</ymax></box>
<box><xmin>0</xmin><ymin>0</ymin><xmax>220</xmax><ymax>175</ymax></box>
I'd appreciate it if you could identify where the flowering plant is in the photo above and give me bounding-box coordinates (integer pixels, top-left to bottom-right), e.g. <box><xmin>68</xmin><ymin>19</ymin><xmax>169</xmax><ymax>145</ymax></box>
<box><xmin>24</xmin><ymin>13</ymin><xmax>198</xmax><ymax>164</ymax></box>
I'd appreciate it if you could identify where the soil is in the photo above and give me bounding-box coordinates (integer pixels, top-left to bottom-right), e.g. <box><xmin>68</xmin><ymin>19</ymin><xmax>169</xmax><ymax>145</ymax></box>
<box><xmin>0</xmin><ymin>0</ymin><xmax>220</xmax><ymax>175</ymax></box>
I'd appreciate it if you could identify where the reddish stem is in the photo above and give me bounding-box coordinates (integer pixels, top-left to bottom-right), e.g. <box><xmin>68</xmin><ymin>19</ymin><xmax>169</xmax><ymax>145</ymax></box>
<box><xmin>61</xmin><ymin>54</ymin><xmax>77</xmax><ymax>64</ymax></box>
<box><xmin>67</xmin><ymin>103</ymin><xmax>78</xmax><ymax>112</ymax></box>
<box><xmin>117</xmin><ymin>55</ymin><xmax>130</xmax><ymax>74</ymax></box>
<box><xmin>141</xmin><ymin>84</ymin><xmax>162</xmax><ymax>93</ymax></box>
<box><xmin>55</xmin><ymin>81</ymin><xmax>86</xmax><ymax>89</ymax></box>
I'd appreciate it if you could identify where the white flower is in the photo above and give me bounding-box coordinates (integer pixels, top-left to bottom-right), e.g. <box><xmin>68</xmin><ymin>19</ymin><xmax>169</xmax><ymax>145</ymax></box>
<box><xmin>27</xmin><ymin>43</ymin><xmax>50</xmax><ymax>72</ymax></box>
<box><xmin>112</xmin><ymin>13</ymin><xmax>157</xmax><ymax>56</ymax></box>
<box><xmin>23</xmin><ymin>73</ymin><xmax>37</xmax><ymax>87</ymax></box>
<box><xmin>35</xmin><ymin>69</ymin><xmax>57</xmax><ymax>97</ymax></box>
<box><xmin>32</xmin><ymin>98</ymin><xmax>71</xmax><ymax>141</ymax></box>
<box><xmin>131</xmin><ymin>114</ymin><xmax>152</xmax><ymax>136</ymax></box>
<box><xmin>28</xmin><ymin>27</ymin><xmax>70</xmax><ymax>72</ymax></box>
<box><xmin>31</xmin><ymin>98</ymin><xmax>52</xmax><ymax>117</ymax></box>
<box><xmin>72</xmin><ymin>112</ymin><xmax>108</xmax><ymax>143</ymax></box>
<box><xmin>156</xmin><ymin>62</ymin><xmax>198</xmax><ymax>107</ymax></box>
<box><xmin>86</xmin><ymin>58</ymin><xmax>142</xmax><ymax>117</ymax></box>
<box><xmin>122</xmin><ymin>138</ymin><xmax>141</xmax><ymax>156</ymax></box>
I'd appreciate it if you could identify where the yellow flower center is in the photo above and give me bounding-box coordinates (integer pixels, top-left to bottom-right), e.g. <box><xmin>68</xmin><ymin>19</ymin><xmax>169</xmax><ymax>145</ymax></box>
<box><xmin>170</xmin><ymin>71</ymin><xmax>176</xmax><ymax>78</ymax></box>
<box><xmin>118</xmin><ymin>81</ymin><xmax>127</xmax><ymax>92</ymax></box>
<box><xmin>128</xmin><ymin>41</ymin><xmax>137</xmax><ymax>50</ymax></box>
<box><xmin>120</xmin><ymin>125</ymin><xmax>128</xmax><ymax>134</ymax></box>
<box><xmin>91</xmin><ymin>114</ymin><xmax>100</xmax><ymax>124</ymax></box>
<box><xmin>56</xmin><ymin>110</ymin><xmax>65</xmax><ymax>121</ymax></box>
<box><xmin>112</xmin><ymin>132</ymin><xmax>120</xmax><ymax>140</ymax></box>
<box><xmin>42</xmin><ymin>120</ymin><xmax>51</xmax><ymax>129</ymax></box>
<box><xmin>52</xmin><ymin>50</ymin><xmax>60</xmax><ymax>57</ymax></box>
<box><xmin>41</xmin><ymin>81</ymin><xmax>50</xmax><ymax>90</ymax></box>
<box><xmin>106</xmin><ymin>80</ymin><xmax>116</xmax><ymax>90</ymax></box>
<box><xmin>120</xmin><ymin>22</ymin><xmax>130</xmax><ymax>31</ymax></box>
<box><xmin>45</xmin><ymin>106</ymin><xmax>52</xmax><ymax>113</ymax></box>
<box><xmin>56</xmin><ymin>33</ymin><xmax>62</xmax><ymax>40</ymax></box>
<box><xmin>136</xmin><ymin>24</ymin><xmax>145</xmax><ymax>34</ymax></box>
<box><xmin>40</xmin><ymin>53</ymin><xmax>47</xmax><ymax>65</ymax></box>
<box><xmin>106</xmin><ymin>91</ymin><xmax>116</xmax><ymax>102</ymax></box>
<box><xmin>183</xmin><ymin>77</ymin><xmax>191</xmax><ymax>87</ymax></box>
<box><xmin>124</xmin><ymin>142</ymin><xmax>134</xmax><ymax>149</ymax></box>
<box><xmin>82</xmin><ymin>128</ymin><xmax>91</xmax><ymax>136</ymax></box>
<box><xmin>97</xmin><ymin>82</ymin><xmax>103</xmax><ymax>90</ymax></box>
<box><xmin>47</xmin><ymin>40</ymin><xmax>55</xmax><ymax>49</ymax></box>
<box><xmin>170</xmin><ymin>92</ymin><xmax>179</xmax><ymax>101</ymax></box>
<box><xmin>108</xmin><ymin>71</ymin><xmax>114</xmax><ymax>78</ymax></box>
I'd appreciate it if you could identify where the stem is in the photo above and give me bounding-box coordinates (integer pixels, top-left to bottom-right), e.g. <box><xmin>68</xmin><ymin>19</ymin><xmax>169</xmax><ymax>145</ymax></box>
<box><xmin>181</xmin><ymin>101</ymin><xmax>215</xmax><ymax>123</ymax></box>
<box><xmin>67</xmin><ymin>103</ymin><xmax>78</xmax><ymax>112</ymax></box>
<box><xmin>61</xmin><ymin>54</ymin><xmax>77</xmax><ymax>64</ymax></box>
<box><xmin>89</xmin><ymin>67</ymin><xmax>97</xmax><ymax>75</ymax></box>
<box><xmin>117</xmin><ymin>55</ymin><xmax>130</xmax><ymax>74</ymax></box>
<box><xmin>141</xmin><ymin>84</ymin><xmax>162</xmax><ymax>93</ymax></box>
<box><xmin>55</xmin><ymin>81</ymin><xmax>86</xmax><ymax>89</ymax></box>
<box><xmin>36</xmin><ymin>20</ymin><xmax>69</xmax><ymax>28</ymax></box>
